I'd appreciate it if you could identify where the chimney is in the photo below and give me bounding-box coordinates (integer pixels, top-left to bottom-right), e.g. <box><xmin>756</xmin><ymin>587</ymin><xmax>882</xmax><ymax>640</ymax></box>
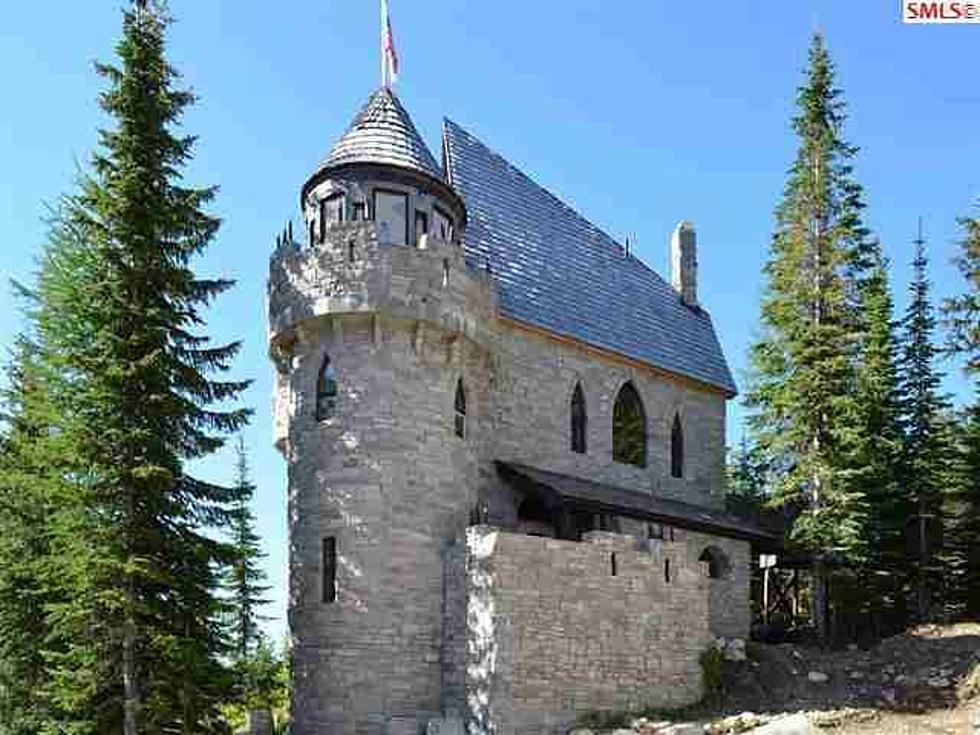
<box><xmin>670</xmin><ymin>221</ymin><xmax>698</xmax><ymax>307</ymax></box>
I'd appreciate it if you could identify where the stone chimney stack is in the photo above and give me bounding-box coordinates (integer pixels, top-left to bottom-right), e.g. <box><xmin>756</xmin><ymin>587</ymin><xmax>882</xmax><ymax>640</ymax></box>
<box><xmin>670</xmin><ymin>221</ymin><xmax>698</xmax><ymax>308</ymax></box>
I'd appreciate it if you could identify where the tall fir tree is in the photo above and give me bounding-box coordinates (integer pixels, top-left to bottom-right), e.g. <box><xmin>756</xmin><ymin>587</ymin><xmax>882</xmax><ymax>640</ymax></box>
<box><xmin>745</xmin><ymin>33</ymin><xmax>874</xmax><ymax>641</ymax></box>
<box><xmin>3</xmin><ymin>1</ymin><xmax>251</xmax><ymax>731</ymax></box>
<box><xmin>851</xmin><ymin>242</ymin><xmax>905</xmax><ymax>619</ymax></box>
<box><xmin>896</xmin><ymin>225</ymin><xmax>949</xmax><ymax>622</ymax></box>
<box><xmin>227</xmin><ymin>436</ymin><xmax>270</xmax><ymax>663</ymax></box>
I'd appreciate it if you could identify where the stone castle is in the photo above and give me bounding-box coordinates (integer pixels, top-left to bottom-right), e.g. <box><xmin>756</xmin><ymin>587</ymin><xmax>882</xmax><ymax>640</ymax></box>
<box><xmin>267</xmin><ymin>84</ymin><xmax>773</xmax><ymax>735</ymax></box>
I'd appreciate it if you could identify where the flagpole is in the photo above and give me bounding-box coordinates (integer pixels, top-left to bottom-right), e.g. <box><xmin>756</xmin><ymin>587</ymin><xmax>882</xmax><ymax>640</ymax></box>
<box><xmin>380</xmin><ymin>0</ymin><xmax>386</xmax><ymax>88</ymax></box>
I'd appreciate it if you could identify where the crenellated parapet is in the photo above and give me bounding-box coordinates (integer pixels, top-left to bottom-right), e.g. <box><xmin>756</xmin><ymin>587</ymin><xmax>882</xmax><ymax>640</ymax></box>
<box><xmin>267</xmin><ymin>221</ymin><xmax>495</xmax><ymax>351</ymax></box>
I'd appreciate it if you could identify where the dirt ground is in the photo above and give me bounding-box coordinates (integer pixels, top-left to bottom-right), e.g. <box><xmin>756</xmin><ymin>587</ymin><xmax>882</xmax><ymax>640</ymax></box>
<box><xmin>715</xmin><ymin>621</ymin><xmax>980</xmax><ymax>734</ymax></box>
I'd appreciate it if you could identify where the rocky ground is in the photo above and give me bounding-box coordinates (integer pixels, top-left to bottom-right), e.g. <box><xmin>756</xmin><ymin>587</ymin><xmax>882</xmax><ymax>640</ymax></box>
<box><xmin>573</xmin><ymin>621</ymin><xmax>980</xmax><ymax>734</ymax></box>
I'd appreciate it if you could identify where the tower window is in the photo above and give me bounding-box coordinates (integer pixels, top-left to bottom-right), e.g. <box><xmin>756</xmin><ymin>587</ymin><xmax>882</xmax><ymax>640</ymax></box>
<box><xmin>320</xmin><ymin>193</ymin><xmax>345</xmax><ymax>240</ymax></box>
<box><xmin>442</xmin><ymin>259</ymin><xmax>450</xmax><ymax>288</ymax></box>
<box><xmin>433</xmin><ymin>206</ymin><xmax>453</xmax><ymax>242</ymax></box>
<box><xmin>316</xmin><ymin>355</ymin><xmax>338</xmax><ymax>421</ymax></box>
<box><xmin>322</xmin><ymin>536</ymin><xmax>337</xmax><ymax>603</ymax></box>
<box><xmin>352</xmin><ymin>201</ymin><xmax>366</xmax><ymax>221</ymax></box>
<box><xmin>570</xmin><ymin>382</ymin><xmax>587</xmax><ymax>454</ymax></box>
<box><xmin>374</xmin><ymin>189</ymin><xmax>408</xmax><ymax>246</ymax></box>
<box><xmin>454</xmin><ymin>379</ymin><xmax>466</xmax><ymax>438</ymax></box>
<box><xmin>348</xmin><ymin>240</ymin><xmax>356</xmax><ymax>263</ymax></box>
<box><xmin>308</xmin><ymin>218</ymin><xmax>315</xmax><ymax>246</ymax></box>
<box><xmin>415</xmin><ymin>209</ymin><xmax>428</xmax><ymax>246</ymax></box>
<box><xmin>671</xmin><ymin>413</ymin><xmax>684</xmax><ymax>478</ymax></box>
<box><xmin>612</xmin><ymin>381</ymin><xmax>646</xmax><ymax>467</ymax></box>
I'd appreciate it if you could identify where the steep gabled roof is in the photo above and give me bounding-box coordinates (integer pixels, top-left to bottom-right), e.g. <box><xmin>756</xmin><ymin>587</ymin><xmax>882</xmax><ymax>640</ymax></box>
<box><xmin>318</xmin><ymin>87</ymin><xmax>443</xmax><ymax>181</ymax></box>
<box><xmin>442</xmin><ymin>119</ymin><xmax>737</xmax><ymax>396</ymax></box>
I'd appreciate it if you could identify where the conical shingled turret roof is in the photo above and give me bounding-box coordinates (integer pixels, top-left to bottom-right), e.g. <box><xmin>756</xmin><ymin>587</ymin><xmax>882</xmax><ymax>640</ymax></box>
<box><xmin>319</xmin><ymin>87</ymin><xmax>443</xmax><ymax>181</ymax></box>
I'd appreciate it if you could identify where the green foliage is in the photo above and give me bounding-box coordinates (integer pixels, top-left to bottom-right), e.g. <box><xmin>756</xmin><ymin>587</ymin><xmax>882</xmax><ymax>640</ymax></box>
<box><xmin>897</xmin><ymin>234</ymin><xmax>951</xmax><ymax>619</ymax></box>
<box><xmin>745</xmin><ymin>33</ymin><xmax>875</xmax><ymax>573</ymax></box>
<box><xmin>0</xmin><ymin>1</ymin><xmax>251</xmax><ymax>731</ymax></box>
<box><xmin>725</xmin><ymin>436</ymin><xmax>770</xmax><ymax>519</ymax></box>
<box><xmin>699</xmin><ymin>645</ymin><xmax>726</xmax><ymax>708</ymax></box>
<box><xmin>227</xmin><ymin>436</ymin><xmax>271</xmax><ymax>662</ymax></box>
<box><xmin>943</xmin><ymin>210</ymin><xmax>979</xmax><ymax>374</ymax></box>
<box><xmin>222</xmin><ymin>640</ymin><xmax>290</xmax><ymax>734</ymax></box>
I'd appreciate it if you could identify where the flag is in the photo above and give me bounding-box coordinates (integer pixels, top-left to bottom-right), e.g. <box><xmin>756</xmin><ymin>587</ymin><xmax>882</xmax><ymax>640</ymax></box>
<box><xmin>381</xmin><ymin>0</ymin><xmax>399</xmax><ymax>87</ymax></box>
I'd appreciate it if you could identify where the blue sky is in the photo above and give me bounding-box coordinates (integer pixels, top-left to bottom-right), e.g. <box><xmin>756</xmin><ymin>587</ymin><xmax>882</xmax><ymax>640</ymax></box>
<box><xmin>1</xmin><ymin>1</ymin><xmax>977</xmax><ymax>639</ymax></box>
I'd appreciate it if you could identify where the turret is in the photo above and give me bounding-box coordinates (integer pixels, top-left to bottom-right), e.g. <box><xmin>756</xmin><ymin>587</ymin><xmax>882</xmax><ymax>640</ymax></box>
<box><xmin>301</xmin><ymin>87</ymin><xmax>466</xmax><ymax>251</ymax></box>
<box><xmin>266</xmin><ymin>87</ymin><xmax>490</xmax><ymax>735</ymax></box>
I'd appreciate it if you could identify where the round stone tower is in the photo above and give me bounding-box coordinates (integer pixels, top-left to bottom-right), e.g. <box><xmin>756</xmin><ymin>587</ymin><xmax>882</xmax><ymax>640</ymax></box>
<box><xmin>267</xmin><ymin>87</ymin><xmax>492</xmax><ymax>734</ymax></box>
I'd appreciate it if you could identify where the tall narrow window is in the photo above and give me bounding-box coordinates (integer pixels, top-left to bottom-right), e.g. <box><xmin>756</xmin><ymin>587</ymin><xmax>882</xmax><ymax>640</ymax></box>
<box><xmin>308</xmin><ymin>218</ymin><xmax>315</xmax><ymax>246</ymax></box>
<box><xmin>570</xmin><ymin>382</ymin><xmax>587</xmax><ymax>454</ymax></box>
<box><xmin>415</xmin><ymin>210</ymin><xmax>428</xmax><ymax>246</ymax></box>
<box><xmin>320</xmin><ymin>193</ymin><xmax>345</xmax><ymax>240</ymax></box>
<box><xmin>316</xmin><ymin>355</ymin><xmax>338</xmax><ymax>421</ymax></box>
<box><xmin>454</xmin><ymin>379</ymin><xmax>466</xmax><ymax>438</ymax></box>
<box><xmin>322</xmin><ymin>536</ymin><xmax>337</xmax><ymax>603</ymax></box>
<box><xmin>352</xmin><ymin>201</ymin><xmax>366</xmax><ymax>221</ymax></box>
<box><xmin>433</xmin><ymin>206</ymin><xmax>453</xmax><ymax>242</ymax></box>
<box><xmin>612</xmin><ymin>382</ymin><xmax>646</xmax><ymax>467</ymax></box>
<box><xmin>671</xmin><ymin>413</ymin><xmax>684</xmax><ymax>478</ymax></box>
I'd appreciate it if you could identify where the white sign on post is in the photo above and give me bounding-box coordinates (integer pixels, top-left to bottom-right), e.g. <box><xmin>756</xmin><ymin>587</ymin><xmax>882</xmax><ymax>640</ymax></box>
<box><xmin>759</xmin><ymin>554</ymin><xmax>777</xmax><ymax>569</ymax></box>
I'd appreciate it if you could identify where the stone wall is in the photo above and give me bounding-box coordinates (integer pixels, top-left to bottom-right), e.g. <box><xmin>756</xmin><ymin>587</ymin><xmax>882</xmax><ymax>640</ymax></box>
<box><xmin>484</xmin><ymin>320</ymin><xmax>728</xmax><ymax>517</ymax></box>
<box><xmin>271</xmin><ymin>219</ymin><xmax>495</xmax><ymax>733</ymax></box>
<box><xmin>464</xmin><ymin>527</ymin><xmax>714</xmax><ymax>735</ymax></box>
<box><xmin>269</xmin><ymin>215</ymin><xmax>743</xmax><ymax>734</ymax></box>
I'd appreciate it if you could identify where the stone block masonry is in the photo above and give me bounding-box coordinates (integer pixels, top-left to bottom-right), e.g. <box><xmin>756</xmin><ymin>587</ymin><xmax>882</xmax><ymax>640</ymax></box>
<box><xmin>464</xmin><ymin>527</ymin><xmax>714</xmax><ymax>735</ymax></box>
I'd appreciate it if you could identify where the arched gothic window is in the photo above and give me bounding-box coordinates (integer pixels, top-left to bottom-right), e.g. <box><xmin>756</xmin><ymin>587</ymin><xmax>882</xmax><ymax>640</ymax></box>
<box><xmin>671</xmin><ymin>413</ymin><xmax>684</xmax><ymax>478</ymax></box>
<box><xmin>570</xmin><ymin>382</ymin><xmax>587</xmax><ymax>454</ymax></box>
<box><xmin>612</xmin><ymin>382</ymin><xmax>646</xmax><ymax>467</ymax></box>
<box><xmin>316</xmin><ymin>355</ymin><xmax>338</xmax><ymax>421</ymax></box>
<box><xmin>454</xmin><ymin>379</ymin><xmax>466</xmax><ymax>438</ymax></box>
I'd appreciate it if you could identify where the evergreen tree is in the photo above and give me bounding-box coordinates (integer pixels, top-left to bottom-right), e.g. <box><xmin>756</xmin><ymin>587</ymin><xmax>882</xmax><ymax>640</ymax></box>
<box><xmin>896</xmin><ymin>227</ymin><xmax>949</xmax><ymax>621</ymax></box>
<box><xmin>0</xmin><ymin>341</ymin><xmax>62</xmax><ymax>734</ymax></box>
<box><xmin>4</xmin><ymin>1</ymin><xmax>250</xmax><ymax>731</ymax></box>
<box><xmin>227</xmin><ymin>436</ymin><xmax>270</xmax><ymax>662</ymax></box>
<box><xmin>943</xmin><ymin>209</ymin><xmax>979</xmax><ymax>374</ymax></box>
<box><xmin>851</xmin><ymin>243</ymin><xmax>905</xmax><ymax>615</ymax></box>
<box><xmin>745</xmin><ymin>33</ymin><xmax>873</xmax><ymax>640</ymax></box>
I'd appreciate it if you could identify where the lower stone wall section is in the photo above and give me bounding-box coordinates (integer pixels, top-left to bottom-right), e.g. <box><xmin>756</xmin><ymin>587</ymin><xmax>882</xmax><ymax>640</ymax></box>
<box><xmin>464</xmin><ymin>527</ymin><xmax>713</xmax><ymax>735</ymax></box>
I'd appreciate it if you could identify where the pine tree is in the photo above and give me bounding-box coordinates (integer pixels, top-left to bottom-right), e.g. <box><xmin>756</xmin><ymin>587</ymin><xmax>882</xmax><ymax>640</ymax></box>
<box><xmin>943</xmin><ymin>209</ymin><xmax>979</xmax><ymax>374</ymax></box>
<box><xmin>896</xmin><ymin>226</ymin><xmax>949</xmax><ymax>621</ymax></box>
<box><xmin>851</xmin><ymin>243</ymin><xmax>905</xmax><ymax>616</ymax></box>
<box><xmin>745</xmin><ymin>33</ymin><xmax>874</xmax><ymax>641</ymax></box>
<box><xmin>7</xmin><ymin>1</ymin><xmax>250</xmax><ymax>730</ymax></box>
<box><xmin>228</xmin><ymin>436</ymin><xmax>270</xmax><ymax>663</ymax></box>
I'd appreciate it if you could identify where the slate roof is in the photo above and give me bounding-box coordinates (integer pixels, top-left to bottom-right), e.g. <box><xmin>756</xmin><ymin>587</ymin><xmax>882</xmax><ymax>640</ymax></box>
<box><xmin>442</xmin><ymin>119</ymin><xmax>737</xmax><ymax>395</ymax></box>
<box><xmin>497</xmin><ymin>462</ymin><xmax>776</xmax><ymax>544</ymax></box>
<box><xmin>318</xmin><ymin>87</ymin><xmax>443</xmax><ymax>181</ymax></box>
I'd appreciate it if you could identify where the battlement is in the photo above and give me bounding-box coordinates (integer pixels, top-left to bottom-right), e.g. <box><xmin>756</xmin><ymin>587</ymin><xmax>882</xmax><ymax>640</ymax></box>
<box><xmin>267</xmin><ymin>221</ymin><xmax>495</xmax><ymax>350</ymax></box>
